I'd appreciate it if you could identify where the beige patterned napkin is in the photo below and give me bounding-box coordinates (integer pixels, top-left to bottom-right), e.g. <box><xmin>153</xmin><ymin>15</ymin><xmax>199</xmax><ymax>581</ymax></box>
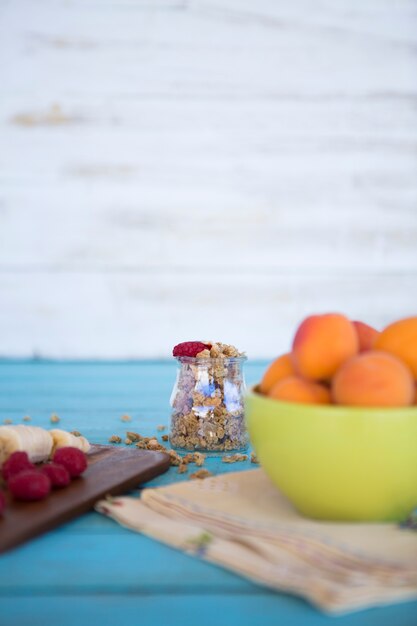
<box><xmin>96</xmin><ymin>469</ymin><xmax>417</xmax><ymax>615</ymax></box>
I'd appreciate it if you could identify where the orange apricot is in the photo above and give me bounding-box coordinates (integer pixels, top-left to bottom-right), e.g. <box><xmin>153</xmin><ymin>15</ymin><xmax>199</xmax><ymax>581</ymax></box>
<box><xmin>292</xmin><ymin>313</ymin><xmax>358</xmax><ymax>381</ymax></box>
<box><xmin>352</xmin><ymin>320</ymin><xmax>380</xmax><ymax>352</ymax></box>
<box><xmin>374</xmin><ymin>316</ymin><xmax>417</xmax><ymax>379</ymax></box>
<box><xmin>269</xmin><ymin>376</ymin><xmax>331</xmax><ymax>405</ymax></box>
<box><xmin>260</xmin><ymin>353</ymin><xmax>295</xmax><ymax>394</ymax></box>
<box><xmin>332</xmin><ymin>350</ymin><xmax>414</xmax><ymax>407</ymax></box>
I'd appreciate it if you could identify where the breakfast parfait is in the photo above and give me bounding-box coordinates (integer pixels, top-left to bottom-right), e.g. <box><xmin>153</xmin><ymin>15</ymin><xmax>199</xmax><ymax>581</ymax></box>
<box><xmin>170</xmin><ymin>341</ymin><xmax>248</xmax><ymax>453</ymax></box>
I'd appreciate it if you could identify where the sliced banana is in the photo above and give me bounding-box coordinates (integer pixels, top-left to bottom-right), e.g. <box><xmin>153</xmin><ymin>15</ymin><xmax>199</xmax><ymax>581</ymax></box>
<box><xmin>0</xmin><ymin>425</ymin><xmax>53</xmax><ymax>465</ymax></box>
<box><xmin>49</xmin><ymin>429</ymin><xmax>91</xmax><ymax>454</ymax></box>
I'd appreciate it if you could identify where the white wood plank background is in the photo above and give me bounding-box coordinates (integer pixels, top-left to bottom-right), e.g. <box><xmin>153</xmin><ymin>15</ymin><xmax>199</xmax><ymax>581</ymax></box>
<box><xmin>0</xmin><ymin>0</ymin><xmax>416</xmax><ymax>358</ymax></box>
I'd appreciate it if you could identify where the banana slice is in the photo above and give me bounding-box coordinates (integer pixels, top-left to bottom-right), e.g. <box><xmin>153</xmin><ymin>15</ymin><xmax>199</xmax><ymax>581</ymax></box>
<box><xmin>0</xmin><ymin>425</ymin><xmax>53</xmax><ymax>465</ymax></box>
<box><xmin>50</xmin><ymin>429</ymin><xmax>90</xmax><ymax>454</ymax></box>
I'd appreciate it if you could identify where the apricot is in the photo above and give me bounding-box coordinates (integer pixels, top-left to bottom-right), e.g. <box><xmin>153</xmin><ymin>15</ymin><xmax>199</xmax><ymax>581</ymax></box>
<box><xmin>374</xmin><ymin>316</ymin><xmax>417</xmax><ymax>379</ymax></box>
<box><xmin>353</xmin><ymin>320</ymin><xmax>379</xmax><ymax>352</ymax></box>
<box><xmin>292</xmin><ymin>313</ymin><xmax>358</xmax><ymax>381</ymax></box>
<box><xmin>260</xmin><ymin>353</ymin><xmax>295</xmax><ymax>394</ymax></box>
<box><xmin>332</xmin><ymin>351</ymin><xmax>414</xmax><ymax>407</ymax></box>
<box><xmin>269</xmin><ymin>376</ymin><xmax>331</xmax><ymax>405</ymax></box>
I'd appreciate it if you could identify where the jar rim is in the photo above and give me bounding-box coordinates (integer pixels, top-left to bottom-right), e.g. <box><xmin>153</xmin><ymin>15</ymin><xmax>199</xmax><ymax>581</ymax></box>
<box><xmin>175</xmin><ymin>355</ymin><xmax>247</xmax><ymax>364</ymax></box>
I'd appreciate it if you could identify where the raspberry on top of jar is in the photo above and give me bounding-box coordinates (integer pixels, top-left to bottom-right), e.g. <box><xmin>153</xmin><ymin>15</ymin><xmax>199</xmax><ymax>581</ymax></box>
<box><xmin>172</xmin><ymin>341</ymin><xmax>245</xmax><ymax>360</ymax></box>
<box><xmin>170</xmin><ymin>341</ymin><xmax>247</xmax><ymax>453</ymax></box>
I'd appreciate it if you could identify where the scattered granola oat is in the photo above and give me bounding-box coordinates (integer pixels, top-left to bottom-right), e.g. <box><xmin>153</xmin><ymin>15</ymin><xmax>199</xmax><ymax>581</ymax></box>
<box><xmin>109</xmin><ymin>435</ymin><xmax>122</xmax><ymax>444</ymax></box>
<box><xmin>170</xmin><ymin>341</ymin><xmax>248</xmax><ymax>452</ymax></box>
<box><xmin>156</xmin><ymin>425</ymin><xmax>166</xmax><ymax>432</ymax></box>
<box><xmin>126</xmin><ymin>431</ymin><xmax>142</xmax><ymax>442</ymax></box>
<box><xmin>50</xmin><ymin>414</ymin><xmax>60</xmax><ymax>424</ymax></box>
<box><xmin>193</xmin><ymin>452</ymin><xmax>205</xmax><ymax>467</ymax></box>
<box><xmin>71</xmin><ymin>430</ymin><xmax>82</xmax><ymax>437</ymax></box>
<box><xmin>132</xmin><ymin>436</ymin><xmax>168</xmax><ymax>452</ymax></box>
<box><xmin>125</xmin><ymin>438</ymin><xmax>133</xmax><ymax>445</ymax></box>
<box><xmin>222</xmin><ymin>454</ymin><xmax>248</xmax><ymax>463</ymax></box>
<box><xmin>180</xmin><ymin>452</ymin><xmax>206</xmax><ymax>466</ymax></box>
<box><xmin>3</xmin><ymin>419</ymin><xmax>12</xmax><ymax>424</ymax></box>
<box><xmin>177</xmin><ymin>463</ymin><xmax>188</xmax><ymax>474</ymax></box>
<box><xmin>23</xmin><ymin>416</ymin><xmax>31</xmax><ymax>422</ymax></box>
<box><xmin>189</xmin><ymin>469</ymin><xmax>213</xmax><ymax>480</ymax></box>
<box><xmin>161</xmin><ymin>434</ymin><xmax>169</xmax><ymax>442</ymax></box>
<box><xmin>250</xmin><ymin>452</ymin><xmax>259</xmax><ymax>464</ymax></box>
<box><xmin>168</xmin><ymin>450</ymin><xmax>182</xmax><ymax>466</ymax></box>
<box><xmin>120</xmin><ymin>414</ymin><xmax>132</xmax><ymax>422</ymax></box>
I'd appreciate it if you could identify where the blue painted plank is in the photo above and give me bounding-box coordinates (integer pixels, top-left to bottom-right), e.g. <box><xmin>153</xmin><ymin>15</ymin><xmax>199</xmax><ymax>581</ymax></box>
<box><xmin>0</xmin><ymin>529</ymin><xmax>255</xmax><ymax>593</ymax></box>
<box><xmin>0</xmin><ymin>360</ymin><xmax>265</xmax><ymax>412</ymax></box>
<box><xmin>1</xmin><ymin>594</ymin><xmax>417</xmax><ymax>626</ymax></box>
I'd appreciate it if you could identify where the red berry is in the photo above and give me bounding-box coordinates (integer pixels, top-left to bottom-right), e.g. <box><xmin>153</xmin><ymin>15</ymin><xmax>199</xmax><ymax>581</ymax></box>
<box><xmin>0</xmin><ymin>490</ymin><xmax>6</xmax><ymax>515</ymax></box>
<box><xmin>52</xmin><ymin>447</ymin><xmax>87</xmax><ymax>477</ymax></box>
<box><xmin>8</xmin><ymin>470</ymin><xmax>51</xmax><ymax>501</ymax></box>
<box><xmin>40</xmin><ymin>462</ymin><xmax>71</xmax><ymax>488</ymax></box>
<box><xmin>173</xmin><ymin>342</ymin><xmax>211</xmax><ymax>358</ymax></box>
<box><xmin>2</xmin><ymin>451</ymin><xmax>35</xmax><ymax>481</ymax></box>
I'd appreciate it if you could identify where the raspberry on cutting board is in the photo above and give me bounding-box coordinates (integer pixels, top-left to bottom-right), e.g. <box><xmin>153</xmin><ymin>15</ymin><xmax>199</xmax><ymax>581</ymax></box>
<box><xmin>40</xmin><ymin>462</ymin><xmax>71</xmax><ymax>488</ymax></box>
<box><xmin>52</xmin><ymin>447</ymin><xmax>87</xmax><ymax>478</ymax></box>
<box><xmin>2</xmin><ymin>451</ymin><xmax>35</xmax><ymax>481</ymax></box>
<box><xmin>8</xmin><ymin>470</ymin><xmax>51</xmax><ymax>501</ymax></box>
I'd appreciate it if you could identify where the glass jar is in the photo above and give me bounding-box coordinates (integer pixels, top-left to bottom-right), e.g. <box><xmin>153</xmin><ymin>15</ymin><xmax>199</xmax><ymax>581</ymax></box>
<box><xmin>169</xmin><ymin>356</ymin><xmax>248</xmax><ymax>454</ymax></box>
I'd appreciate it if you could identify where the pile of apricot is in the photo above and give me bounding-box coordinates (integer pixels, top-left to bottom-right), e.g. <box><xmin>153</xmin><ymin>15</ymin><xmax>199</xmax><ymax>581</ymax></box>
<box><xmin>260</xmin><ymin>314</ymin><xmax>417</xmax><ymax>407</ymax></box>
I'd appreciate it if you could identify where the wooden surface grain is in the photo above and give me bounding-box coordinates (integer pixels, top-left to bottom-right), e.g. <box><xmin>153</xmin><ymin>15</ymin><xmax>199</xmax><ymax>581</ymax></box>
<box><xmin>1</xmin><ymin>0</ymin><xmax>416</xmax><ymax>357</ymax></box>
<box><xmin>0</xmin><ymin>445</ymin><xmax>170</xmax><ymax>554</ymax></box>
<box><xmin>0</xmin><ymin>360</ymin><xmax>416</xmax><ymax>626</ymax></box>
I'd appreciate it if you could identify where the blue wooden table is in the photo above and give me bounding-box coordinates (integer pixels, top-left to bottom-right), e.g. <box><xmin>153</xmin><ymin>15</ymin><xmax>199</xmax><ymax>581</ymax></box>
<box><xmin>0</xmin><ymin>360</ymin><xmax>416</xmax><ymax>626</ymax></box>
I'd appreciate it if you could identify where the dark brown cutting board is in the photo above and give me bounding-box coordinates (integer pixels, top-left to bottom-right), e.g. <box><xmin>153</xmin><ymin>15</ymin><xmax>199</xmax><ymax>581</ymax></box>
<box><xmin>0</xmin><ymin>444</ymin><xmax>170</xmax><ymax>554</ymax></box>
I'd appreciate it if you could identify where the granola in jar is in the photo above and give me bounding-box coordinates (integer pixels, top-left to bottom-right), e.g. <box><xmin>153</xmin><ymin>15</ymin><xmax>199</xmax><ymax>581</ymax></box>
<box><xmin>169</xmin><ymin>341</ymin><xmax>248</xmax><ymax>453</ymax></box>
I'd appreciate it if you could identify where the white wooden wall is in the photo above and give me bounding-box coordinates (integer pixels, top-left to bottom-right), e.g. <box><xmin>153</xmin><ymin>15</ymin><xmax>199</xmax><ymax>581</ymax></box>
<box><xmin>1</xmin><ymin>0</ymin><xmax>416</xmax><ymax>358</ymax></box>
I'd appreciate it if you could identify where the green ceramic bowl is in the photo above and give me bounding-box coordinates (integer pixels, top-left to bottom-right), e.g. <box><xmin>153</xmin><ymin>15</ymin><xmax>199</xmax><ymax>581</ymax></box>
<box><xmin>245</xmin><ymin>386</ymin><xmax>417</xmax><ymax>521</ymax></box>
